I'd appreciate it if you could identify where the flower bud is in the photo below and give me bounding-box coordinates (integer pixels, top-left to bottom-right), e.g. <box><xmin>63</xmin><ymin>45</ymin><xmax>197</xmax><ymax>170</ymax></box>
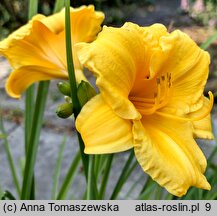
<box><xmin>64</xmin><ymin>96</ymin><xmax>72</xmax><ymax>103</ymax></box>
<box><xmin>56</xmin><ymin>103</ymin><xmax>73</xmax><ymax>119</ymax></box>
<box><xmin>57</xmin><ymin>82</ymin><xmax>71</xmax><ymax>96</ymax></box>
<box><xmin>77</xmin><ymin>81</ymin><xmax>97</xmax><ymax>106</ymax></box>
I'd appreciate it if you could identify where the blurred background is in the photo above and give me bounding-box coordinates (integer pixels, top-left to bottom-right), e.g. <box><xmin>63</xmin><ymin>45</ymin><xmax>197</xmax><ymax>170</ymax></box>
<box><xmin>0</xmin><ymin>0</ymin><xmax>217</xmax><ymax>199</ymax></box>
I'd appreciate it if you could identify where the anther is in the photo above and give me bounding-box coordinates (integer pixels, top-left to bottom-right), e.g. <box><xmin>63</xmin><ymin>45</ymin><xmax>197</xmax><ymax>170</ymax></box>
<box><xmin>132</xmin><ymin>73</ymin><xmax>173</xmax><ymax>116</ymax></box>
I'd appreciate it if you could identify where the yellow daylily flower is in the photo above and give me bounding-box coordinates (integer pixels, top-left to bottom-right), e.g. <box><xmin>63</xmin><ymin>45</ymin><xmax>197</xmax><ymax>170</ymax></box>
<box><xmin>0</xmin><ymin>5</ymin><xmax>104</xmax><ymax>98</ymax></box>
<box><xmin>75</xmin><ymin>22</ymin><xmax>214</xmax><ymax>197</ymax></box>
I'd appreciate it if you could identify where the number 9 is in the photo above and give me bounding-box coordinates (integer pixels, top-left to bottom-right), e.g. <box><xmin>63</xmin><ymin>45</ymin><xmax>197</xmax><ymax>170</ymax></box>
<box><xmin>205</xmin><ymin>203</ymin><xmax>211</xmax><ymax>211</ymax></box>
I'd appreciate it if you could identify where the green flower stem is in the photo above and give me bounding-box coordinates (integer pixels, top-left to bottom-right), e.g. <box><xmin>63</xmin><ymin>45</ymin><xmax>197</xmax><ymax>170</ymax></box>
<box><xmin>25</xmin><ymin>88</ymin><xmax>35</xmax><ymax>153</ymax></box>
<box><xmin>21</xmin><ymin>81</ymin><xmax>49</xmax><ymax>199</ymax></box>
<box><xmin>139</xmin><ymin>175</ymin><xmax>151</xmax><ymax>195</ymax></box>
<box><xmin>165</xmin><ymin>193</ymin><xmax>174</xmax><ymax>200</ymax></box>
<box><xmin>95</xmin><ymin>155</ymin><xmax>110</xmax><ymax>181</ymax></box>
<box><xmin>28</xmin><ymin>0</ymin><xmax>38</xmax><ymax>19</ymax></box>
<box><xmin>77</xmin><ymin>133</ymin><xmax>88</xmax><ymax>179</ymax></box>
<box><xmin>54</xmin><ymin>0</ymin><xmax>65</xmax><ymax>13</ymax></box>
<box><xmin>154</xmin><ymin>185</ymin><xmax>163</xmax><ymax>200</ymax></box>
<box><xmin>25</xmin><ymin>0</ymin><xmax>39</xmax><ymax>200</ymax></box>
<box><xmin>125</xmin><ymin>174</ymin><xmax>144</xmax><ymax>199</ymax></box>
<box><xmin>65</xmin><ymin>0</ymin><xmax>80</xmax><ymax>118</ymax></box>
<box><xmin>51</xmin><ymin>136</ymin><xmax>67</xmax><ymax>199</ymax></box>
<box><xmin>110</xmin><ymin>150</ymin><xmax>137</xmax><ymax>200</ymax></box>
<box><xmin>65</xmin><ymin>0</ymin><xmax>89</xmax><ymax>179</ymax></box>
<box><xmin>98</xmin><ymin>154</ymin><xmax>114</xmax><ymax>199</ymax></box>
<box><xmin>139</xmin><ymin>177</ymin><xmax>164</xmax><ymax>200</ymax></box>
<box><xmin>138</xmin><ymin>181</ymin><xmax>158</xmax><ymax>200</ymax></box>
<box><xmin>0</xmin><ymin>116</ymin><xmax>21</xmax><ymax>197</ymax></box>
<box><xmin>25</xmin><ymin>87</ymin><xmax>36</xmax><ymax>200</ymax></box>
<box><xmin>94</xmin><ymin>155</ymin><xmax>101</xmax><ymax>178</ymax></box>
<box><xmin>1</xmin><ymin>191</ymin><xmax>16</xmax><ymax>200</ymax></box>
<box><xmin>86</xmin><ymin>155</ymin><xmax>97</xmax><ymax>200</ymax></box>
<box><xmin>94</xmin><ymin>155</ymin><xmax>108</xmax><ymax>182</ymax></box>
<box><xmin>25</xmin><ymin>88</ymin><xmax>36</xmax><ymax>200</ymax></box>
<box><xmin>57</xmin><ymin>150</ymin><xmax>81</xmax><ymax>200</ymax></box>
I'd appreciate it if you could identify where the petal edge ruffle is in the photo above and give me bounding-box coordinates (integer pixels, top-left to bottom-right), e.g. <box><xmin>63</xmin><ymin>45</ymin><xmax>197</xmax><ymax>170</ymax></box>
<box><xmin>133</xmin><ymin>118</ymin><xmax>210</xmax><ymax>197</ymax></box>
<box><xmin>6</xmin><ymin>65</ymin><xmax>68</xmax><ymax>98</ymax></box>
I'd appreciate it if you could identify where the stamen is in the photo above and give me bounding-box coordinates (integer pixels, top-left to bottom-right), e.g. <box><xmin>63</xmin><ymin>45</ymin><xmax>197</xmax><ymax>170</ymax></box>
<box><xmin>137</xmin><ymin>101</ymin><xmax>157</xmax><ymax>115</ymax></box>
<box><xmin>156</xmin><ymin>80</ymin><xmax>161</xmax><ymax>104</ymax></box>
<box><xmin>155</xmin><ymin>91</ymin><xmax>214</xmax><ymax>122</ymax></box>
<box><xmin>131</xmin><ymin>73</ymin><xmax>173</xmax><ymax>115</ymax></box>
<box><xmin>156</xmin><ymin>73</ymin><xmax>171</xmax><ymax>108</ymax></box>
<box><xmin>136</xmin><ymin>80</ymin><xmax>162</xmax><ymax>115</ymax></box>
<box><xmin>168</xmin><ymin>73</ymin><xmax>172</xmax><ymax>88</ymax></box>
<box><xmin>129</xmin><ymin>96</ymin><xmax>154</xmax><ymax>103</ymax></box>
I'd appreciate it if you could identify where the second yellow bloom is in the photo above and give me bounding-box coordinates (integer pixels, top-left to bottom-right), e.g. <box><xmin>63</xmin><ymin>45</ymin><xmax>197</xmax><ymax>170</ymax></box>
<box><xmin>0</xmin><ymin>5</ymin><xmax>104</xmax><ymax>98</ymax></box>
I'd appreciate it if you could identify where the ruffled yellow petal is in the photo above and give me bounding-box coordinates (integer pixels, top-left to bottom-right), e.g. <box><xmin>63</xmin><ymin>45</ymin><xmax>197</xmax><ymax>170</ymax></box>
<box><xmin>123</xmin><ymin>22</ymin><xmax>168</xmax><ymax>45</ymax></box>
<box><xmin>189</xmin><ymin>96</ymin><xmax>214</xmax><ymax>139</ymax></box>
<box><xmin>130</xmin><ymin>23</ymin><xmax>169</xmax><ymax>99</ymax></box>
<box><xmin>142</xmin><ymin>23</ymin><xmax>168</xmax><ymax>49</ymax></box>
<box><xmin>1</xmin><ymin>21</ymin><xmax>67</xmax><ymax>70</ymax></box>
<box><xmin>76</xmin><ymin>23</ymin><xmax>146</xmax><ymax>120</ymax></box>
<box><xmin>6</xmin><ymin>65</ymin><xmax>67</xmax><ymax>98</ymax></box>
<box><xmin>40</xmin><ymin>9</ymin><xmax>65</xmax><ymax>34</ymax></box>
<box><xmin>141</xmin><ymin>23</ymin><xmax>168</xmax><ymax>79</ymax></box>
<box><xmin>150</xmin><ymin>30</ymin><xmax>210</xmax><ymax>115</ymax></box>
<box><xmin>70</xmin><ymin>5</ymin><xmax>104</xmax><ymax>43</ymax></box>
<box><xmin>76</xmin><ymin>95</ymin><xmax>133</xmax><ymax>154</ymax></box>
<box><xmin>0</xmin><ymin>14</ymin><xmax>44</xmax><ymax>51</ymax></box>
<box><xmin>0</xmin><ymin>5</ymin><xmax>104</xmax><ymax>52</ymax></box>
<box><xmin>133</xmin><ymin>116</ymin><xmax>210</xmax><ymax>197</ymax></box>
<box><xmin>41</xmin><ymin>5</ymin><xmax>104</xmax><ymax>41</ymax></box>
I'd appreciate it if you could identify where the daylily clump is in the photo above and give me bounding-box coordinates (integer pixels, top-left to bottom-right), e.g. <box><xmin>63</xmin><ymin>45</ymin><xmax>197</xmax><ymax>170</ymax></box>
<box><xmin>0</xmin><ymin>5</ymin><xmax>104</xmax><ymax>98</ymax></box>
<box><xmin>75</xmin><ymin>22</ymin><xmax>214</xmax><ymax>197</ymax></box>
